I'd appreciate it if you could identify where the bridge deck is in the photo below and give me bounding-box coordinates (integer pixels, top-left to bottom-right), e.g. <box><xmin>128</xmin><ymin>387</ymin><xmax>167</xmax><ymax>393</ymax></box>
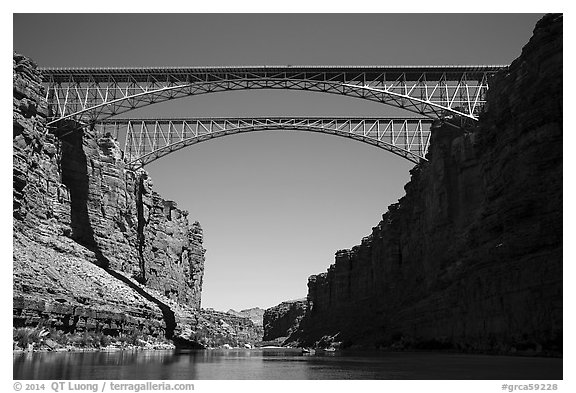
<box><xmin>40</xmin><ymin>65</ymin><xmax>508</xmax><ymax>82</ymax></box>
<box><xmin>98</xmin><ymin>116</ymin><xmax>435</xmax><ymax>123</ymax></box>
<box><xmin>41</xmin><ymin>64</ymin><xmax>507</xmax><ymax>125</ymax></box>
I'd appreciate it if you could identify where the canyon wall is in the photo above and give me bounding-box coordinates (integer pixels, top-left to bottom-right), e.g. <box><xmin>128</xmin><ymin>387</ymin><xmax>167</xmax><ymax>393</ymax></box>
<box><xmin>13</xmin><ymin>53</ymin><xmax>205</xmax><ymax>339</ymax></box>
<box><xmin>263</xmin><ymin>300</ymin><xmax>307</xmax><ymax>342</ymax></box>
<box><xmin>194</xmin><ymin>309</ymin><xmax>263</xmax><ymax>348</ymax></box>
<box><xmin>291</xmin><ymin>14</ymin><xmax>562</xmax><ymax>354</ymax></box>
<box><xmin>227</xmin><ymin>307</ymin><xmax>265</xmax><ymax>328</ymax></box>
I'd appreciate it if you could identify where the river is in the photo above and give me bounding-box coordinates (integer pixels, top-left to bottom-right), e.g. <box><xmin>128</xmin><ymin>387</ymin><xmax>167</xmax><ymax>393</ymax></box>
<box><xmin>13</xmin><ymin>348</ymin><xmax>562</xmax><ymax>380</ymax></box>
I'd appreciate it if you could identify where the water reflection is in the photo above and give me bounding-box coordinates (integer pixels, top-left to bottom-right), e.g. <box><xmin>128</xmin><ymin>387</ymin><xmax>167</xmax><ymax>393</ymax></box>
<box><xmin>13</xmin><ymin>349</ymin><xmax>562</xmax><ymax>380</ymax></box>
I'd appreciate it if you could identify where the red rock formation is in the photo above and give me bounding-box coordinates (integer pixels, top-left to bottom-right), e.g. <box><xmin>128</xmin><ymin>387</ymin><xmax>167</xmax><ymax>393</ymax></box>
<box><xmin>295</xmin><ymin>14</ymin><xmax>562</xmax><ymax>354</ymax></box>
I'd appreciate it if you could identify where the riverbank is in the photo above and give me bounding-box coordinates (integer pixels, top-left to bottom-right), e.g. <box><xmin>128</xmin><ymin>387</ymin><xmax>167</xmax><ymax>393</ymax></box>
<box><xmin>14</xmin><ymin>338</ymin><xmax>562</xmax><ymax>359</ymax></box>
<box><xmin>13</xmin><ymin>326</ymin><xmax>176</xmax><ymax>353</ymax></box>
<box><xmin>13</xmin><ymin>326</ymin><xmax>264</xmax><ymax>354</ymax></box>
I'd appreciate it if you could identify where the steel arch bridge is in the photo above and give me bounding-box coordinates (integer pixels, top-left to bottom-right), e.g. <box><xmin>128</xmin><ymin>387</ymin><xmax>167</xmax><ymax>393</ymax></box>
<box><xmin>96</xmin><ymin>117</ymin><xmax>434</xmax><ymax>168</ymax></box>
<box><xmin>41</xmin><ymin>65</ymin><xmax>506</xmax><ymax>126</ymax></box>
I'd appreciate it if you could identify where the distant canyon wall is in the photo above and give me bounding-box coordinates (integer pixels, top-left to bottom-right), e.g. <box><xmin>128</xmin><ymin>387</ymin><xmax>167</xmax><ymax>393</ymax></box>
<box><xmin>196</xmin><ymin>309</ymin><xmax>263</xmax><ymax>347</ymax></box>
<box><xmin>263</xmin><ymin>300</ymin><xmax>307</xmax><ymax>342</ymax></box>
<box><xmin>289</xmin><ymin>14</ymin><xmax>562</xmax><ymax>354</ymax></box>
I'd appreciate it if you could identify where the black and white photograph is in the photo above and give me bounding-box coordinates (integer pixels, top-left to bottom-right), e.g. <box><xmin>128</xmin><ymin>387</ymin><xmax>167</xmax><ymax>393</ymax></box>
<box><xmin>8</xmin><ymin>4</ymin><xmax>567</xmax><ymax>389</ymax></box>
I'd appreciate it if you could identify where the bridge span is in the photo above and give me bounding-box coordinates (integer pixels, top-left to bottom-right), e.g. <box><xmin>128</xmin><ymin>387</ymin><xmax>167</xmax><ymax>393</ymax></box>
<box><xmin>41</xmin><ymin>65</ymin><xmax>506</xmax><ymax>125</ymax></box>
<box><xmin>95</xmin><ymin>117</ymin><xmax>434</xmax><ymax>168</ymax></box>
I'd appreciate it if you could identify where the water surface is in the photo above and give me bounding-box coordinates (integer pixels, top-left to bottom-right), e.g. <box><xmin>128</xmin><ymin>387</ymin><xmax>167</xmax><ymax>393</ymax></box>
<box><xmin>13</xmin><ymin>349</ymin><xmax>562</xmax><ymax>380</ymax></box>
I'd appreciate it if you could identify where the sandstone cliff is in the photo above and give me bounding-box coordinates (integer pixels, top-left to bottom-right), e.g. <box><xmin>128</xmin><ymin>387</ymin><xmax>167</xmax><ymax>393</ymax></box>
<box><xmin>291</xmin><ymin>14</ymin><xmax>562</xmax><ymax>354</ymax></box>
<box><xmin>13</xmin><ymin>53</ymin><xmax>205</xmax><ymax>343</ymax></box>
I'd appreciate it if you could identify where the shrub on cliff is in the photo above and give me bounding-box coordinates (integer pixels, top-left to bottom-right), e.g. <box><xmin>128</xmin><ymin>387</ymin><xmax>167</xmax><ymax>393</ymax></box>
<box><xmin>117</xmin><ymin>332</ymin><xmax>144</xmax><ymax>347</ymax></box>
<box><xmin>13</xmin><ymin>327</ymin><xmax>48</xmax><ymax>348</ymax></box>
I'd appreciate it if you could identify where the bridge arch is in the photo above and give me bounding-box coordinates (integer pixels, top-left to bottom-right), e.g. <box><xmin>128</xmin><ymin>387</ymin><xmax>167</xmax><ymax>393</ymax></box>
<box><xmin>42</xmin><ymin>66</ymin><xmax>504</xmax><ymax>126</ymax></box>
<box><xmin>96</xmin><ymin>117</ymin><xmax>433</xmax><ymax>168</ymax></box>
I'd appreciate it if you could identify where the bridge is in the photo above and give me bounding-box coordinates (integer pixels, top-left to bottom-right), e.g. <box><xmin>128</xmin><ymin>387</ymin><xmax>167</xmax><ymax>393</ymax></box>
<box><xmin>40</xmin><ymin>65</ymin><xmax>506</xmax><ymax>166</ymax></box>
<box><xmin>96</xmin><ymin>117</ymin><xmax>434</xmax><ymax>168</ymax></box>
<box><xmin>41</xmin><ymin>65</ymin><xmax>505</xmax><ymax>124</ymax></box>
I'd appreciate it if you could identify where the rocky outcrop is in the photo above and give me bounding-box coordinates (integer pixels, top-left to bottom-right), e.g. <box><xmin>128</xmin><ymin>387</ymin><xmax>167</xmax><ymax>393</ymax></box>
<box><xmin>13</xmin><ymin>53</ymin><xmax>205</xmax><ymax>341</ymax></box>
<box><xmin>293</xmin><ymin>14</ymin><xmax>562</xmax><ymax>355</ymax></box>
<box><xmin>263</xmin><ymin>299</ymin><xmax>307</xmax><ymax>342</ymax></box>
<box><xmin>133</xmin><ymin>172</ymin><xmax>204</xmax><ymax>308</ymax></box>
<box><xmin>13</xmin><ymin>231</ymin><xmax>166</xmax><ymax>337</ymax></box>
<box><xmin>227</xmin><ymin>307</ymin><xmax>265</xmax><ymax>327</ymax></box>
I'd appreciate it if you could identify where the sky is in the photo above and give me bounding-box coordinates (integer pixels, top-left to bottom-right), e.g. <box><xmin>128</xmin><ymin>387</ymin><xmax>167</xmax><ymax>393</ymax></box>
<box><xmin>12</xmin><ymin>13</ymin><xmax>544</xmax><ymax>311</ymax></box>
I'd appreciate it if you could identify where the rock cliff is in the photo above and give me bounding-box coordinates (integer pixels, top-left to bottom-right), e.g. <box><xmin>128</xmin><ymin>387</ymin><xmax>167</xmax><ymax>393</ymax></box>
<box><xmin>191</xmin><ymin>309</ymin><xmax>263</xmax><ymax>348</ymax></box>
<box><xmin>13</xmin><ymin>53</ymin><xmax>205</xmax><ymax>342</ymax></box>
<box><xmin>291</xmin><ymin>14</ymin><xmax>562</xmax><ymax>354</ymax></box>
<box><xmin>263</xmin><ymin>299</ymin><xmax>307</xmax><ymax>342</ymax></box>
<box><xmin>227</xmin><ymin>307</ymin><xmax>265</xmax><ymax>327</ymax></box>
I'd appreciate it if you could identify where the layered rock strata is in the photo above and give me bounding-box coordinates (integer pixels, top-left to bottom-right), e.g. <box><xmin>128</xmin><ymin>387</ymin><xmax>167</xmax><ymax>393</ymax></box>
<box><xmin>292</xmin><ymin>14</ymin><xmax>562</xmax><ymax>354</ymax></box>
<box><xmin>13</xmin><ymin>53</ymin><xmax>205</xmax><ymax>340</ymax></box>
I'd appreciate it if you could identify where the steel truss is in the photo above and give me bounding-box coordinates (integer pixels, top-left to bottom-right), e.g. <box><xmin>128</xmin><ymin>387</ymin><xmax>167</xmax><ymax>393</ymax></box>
<box><xmin>95</xmin><ymin>117</ymin><xmax>434</xmax><ymax>168</ymax></box>
<box><xmin>42</xmin><ymin>65</ymin><xmax>505</xmax><ymax>125</ymax></box>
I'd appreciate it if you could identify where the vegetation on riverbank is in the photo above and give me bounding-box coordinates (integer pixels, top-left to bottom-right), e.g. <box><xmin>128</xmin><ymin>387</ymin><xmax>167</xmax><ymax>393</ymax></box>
<box><xmin>13</xmin><ymin>327</ymin><xmax>174</xmax><ymax>352</ymax></box>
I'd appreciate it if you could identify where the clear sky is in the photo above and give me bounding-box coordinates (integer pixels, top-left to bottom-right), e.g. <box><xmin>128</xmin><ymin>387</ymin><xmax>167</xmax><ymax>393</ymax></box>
<box><xmin>13</xmin><ymin>13</ymin><xmax>543</xmax><ymax>311</ymax></box>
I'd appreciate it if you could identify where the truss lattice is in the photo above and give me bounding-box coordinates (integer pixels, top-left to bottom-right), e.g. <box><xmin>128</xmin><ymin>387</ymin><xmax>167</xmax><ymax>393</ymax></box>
<box><xmin>42</xmin><ymin>65</ymin><xmax>505</xmax><ymax>125</ymax></box>
<box><xmin>95</xmin><ymin>117</ymin><xmax>434</xmax><ymax>168</ymax></box>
